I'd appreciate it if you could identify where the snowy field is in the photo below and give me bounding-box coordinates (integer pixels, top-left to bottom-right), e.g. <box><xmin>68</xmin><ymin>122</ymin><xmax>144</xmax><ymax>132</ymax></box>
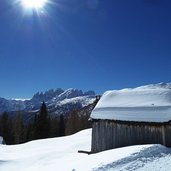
<box><xmin>1</xmin><ymin>129</ymin><xmax>171</xmax><ymax>171</ymax></box>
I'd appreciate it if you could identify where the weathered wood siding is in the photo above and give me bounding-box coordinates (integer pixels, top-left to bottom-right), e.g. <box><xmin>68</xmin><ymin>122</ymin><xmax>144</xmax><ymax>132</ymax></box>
<box><xmin>91</xmin><ymin>120</ymin><xmax>171</xmax><ymax>153</ymax></box>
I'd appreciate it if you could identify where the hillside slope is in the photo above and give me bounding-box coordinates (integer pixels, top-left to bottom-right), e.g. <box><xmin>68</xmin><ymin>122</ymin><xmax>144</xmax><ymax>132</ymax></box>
<box><xmin>0</xmin><ymin>129</ymin><xmax>171</xmax><ymax>171</ymax></box>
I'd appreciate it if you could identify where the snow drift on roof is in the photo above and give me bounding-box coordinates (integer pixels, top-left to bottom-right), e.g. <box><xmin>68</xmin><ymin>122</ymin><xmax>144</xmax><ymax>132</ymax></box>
<box><xmin>91</xmin><ymin>83</ymin><xmax>171</xmax><ymax>122</ymax></box>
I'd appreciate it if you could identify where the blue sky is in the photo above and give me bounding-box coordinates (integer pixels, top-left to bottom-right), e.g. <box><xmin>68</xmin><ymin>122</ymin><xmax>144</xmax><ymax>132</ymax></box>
<box><xmin>0</xmin><ymin>0</ymin><xmax>171</xmax><ymax>99</ymax></box>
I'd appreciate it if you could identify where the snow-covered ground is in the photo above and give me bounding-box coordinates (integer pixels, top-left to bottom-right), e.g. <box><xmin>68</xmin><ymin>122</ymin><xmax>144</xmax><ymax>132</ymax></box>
<box><xmin>1</xmin><ymin>129</ymin><xmax>171</xmax><ymax>171</ymax></box>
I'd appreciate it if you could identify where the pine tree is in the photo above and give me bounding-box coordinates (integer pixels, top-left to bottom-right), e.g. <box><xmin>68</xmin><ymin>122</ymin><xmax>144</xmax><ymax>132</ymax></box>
<box><xmin>13</xmin><ymin>113</ymin><xmax>24</xmax><ymax>144</ymax></box>
<box><xmin>65</xmin><ymin>110</ymin><xmax>80</xmax><ymax>135</ymax></box>
<box><xmin>59</xmin><ymin>114</ymin><xmax>65</xmax><ymax>136</ymax></box>
<box><xmin>34</xmin><ymin>102</ymin><xmax>50</xmax><ymax>139</ymax></box>
<box><xmin>0</xmin><ymin>112</ymin><xmax>13</xmax><ymax>144</ymax></box>
<box><xmin>50</xmin><ymin>117</ymin><xmax>60</xmax><ymax>137</ymax></box>
<box><xmin>0</xmin><ymin>112</ymin><xmax>9</xmax><ymax>141</ymax></box>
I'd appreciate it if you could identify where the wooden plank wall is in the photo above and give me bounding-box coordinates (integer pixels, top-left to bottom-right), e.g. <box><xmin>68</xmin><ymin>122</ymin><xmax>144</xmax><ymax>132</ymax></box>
<box><xmin>91</xmin><ymin>120</ymin><xmax>171</xmax><ymax>153</ymax></box>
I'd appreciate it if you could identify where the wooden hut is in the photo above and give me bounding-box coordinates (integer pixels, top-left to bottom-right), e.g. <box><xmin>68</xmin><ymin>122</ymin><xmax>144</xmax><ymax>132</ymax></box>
<box><xmin>90</xmin><ymin>83</ymin><xmax>171</xmax><ymax>153</ymax></box>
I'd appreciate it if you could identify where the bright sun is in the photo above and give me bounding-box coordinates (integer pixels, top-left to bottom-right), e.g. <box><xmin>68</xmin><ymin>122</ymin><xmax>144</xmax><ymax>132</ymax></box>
<box><xmin>21</xmin><ymin>0</ymin><xmax>47</xmax><ymax>9</ymax></box>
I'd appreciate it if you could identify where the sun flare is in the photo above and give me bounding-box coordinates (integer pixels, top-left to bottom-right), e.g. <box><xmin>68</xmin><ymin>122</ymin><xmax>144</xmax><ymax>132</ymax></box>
<box><xmin>21</xmin><ymin>0</ymin><xmax>47</xmax><ymax>9</ymax></box>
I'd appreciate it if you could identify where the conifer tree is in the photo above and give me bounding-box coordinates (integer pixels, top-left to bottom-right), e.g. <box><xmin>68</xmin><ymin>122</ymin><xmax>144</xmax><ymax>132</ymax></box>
<box><xmin>59</xmin><ymin>114</ymin><xmax>65</xmax><ymax>136</ymax></box>
<box><xmin>65</xmin><ymin>110</ymin><xmax>80</xmax><ymax>135</ymax></box>
<box><xmin>0</xmin><ymin>112</ymin><xmax>13</xmax><ymax>144</ymax></box>
<box><xmin>50</xmin><ymin>117</ymin><xmax>60</xmax><ymax>137</ymax></box>
<box><xmin>34</xmin><ymin>102</ymin><xmax>50</xmax><ymax>139</ymax></box>
<box><xmin>13</xmin><ymin>113</ymin><xmax>24</xmax><ymax>144</ymax></box>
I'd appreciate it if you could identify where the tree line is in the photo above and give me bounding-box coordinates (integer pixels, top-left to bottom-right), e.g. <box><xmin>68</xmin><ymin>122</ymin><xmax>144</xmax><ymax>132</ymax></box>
<box><xmin>0</xmin><ymin>99</ymin><xmax>98</xmax><ymax>145</ymax></box>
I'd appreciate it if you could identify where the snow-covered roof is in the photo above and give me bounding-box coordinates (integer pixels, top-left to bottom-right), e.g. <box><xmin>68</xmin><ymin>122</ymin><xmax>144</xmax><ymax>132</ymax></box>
<box><xmin>91</xmin><ymin>83</ymin><xmax>171</xmax><ymax>122</ymax></box>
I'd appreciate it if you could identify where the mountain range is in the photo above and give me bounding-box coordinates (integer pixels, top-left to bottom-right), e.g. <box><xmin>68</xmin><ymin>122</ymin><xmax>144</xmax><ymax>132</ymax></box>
<box><xmin>1</xmin><ymin>82</ymin><xmax>170</xmax><ymax>117</ymax></box>
<box><xmin>0</xmin><ymin>88</ymin><xmax>96</xmax><ymax>116</ymax></box>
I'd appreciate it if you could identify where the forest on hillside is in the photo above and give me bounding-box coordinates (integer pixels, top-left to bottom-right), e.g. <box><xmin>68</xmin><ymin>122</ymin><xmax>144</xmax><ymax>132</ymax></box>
<box><xmin>0</xmin><ymin>99</ymin><xmax>98</xmax><ymax>145</ymax></box>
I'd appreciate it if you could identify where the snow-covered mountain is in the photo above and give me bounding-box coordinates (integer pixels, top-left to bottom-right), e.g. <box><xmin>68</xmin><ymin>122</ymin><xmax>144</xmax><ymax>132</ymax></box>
<box><xmin>0</xmin><ymin>97</ymin><xmax>26</xmax><ymax>112</ymax></box>
<box><xmin>0</xmin><ymin>88</ymin><xmax>96</xmax><ymax>116</ymax></box>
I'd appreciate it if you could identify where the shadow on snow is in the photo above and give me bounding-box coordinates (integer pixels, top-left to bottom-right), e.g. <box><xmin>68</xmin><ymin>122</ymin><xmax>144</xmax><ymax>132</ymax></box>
<box><xmin>93</xmin><ymin>145</ymin><xmax>171</xmax><ymax>171</ymax></box>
